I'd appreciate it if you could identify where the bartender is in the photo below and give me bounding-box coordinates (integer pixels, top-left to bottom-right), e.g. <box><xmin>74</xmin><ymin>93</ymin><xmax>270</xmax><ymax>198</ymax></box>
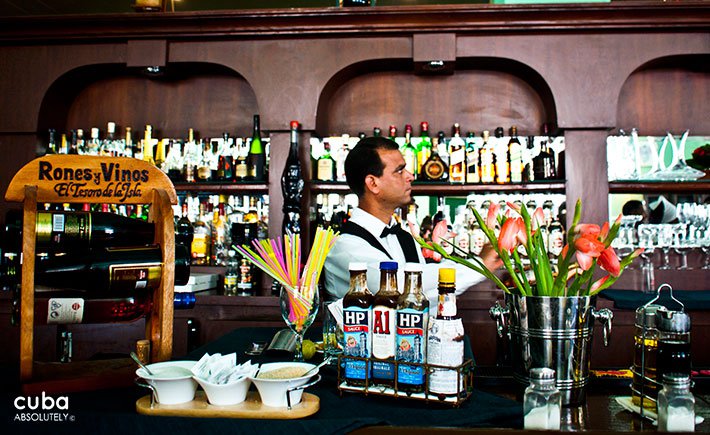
<box><xmin>323</xmin><ymin>136</ymin><xmax>501</xmax><ymax>306</ymax></box>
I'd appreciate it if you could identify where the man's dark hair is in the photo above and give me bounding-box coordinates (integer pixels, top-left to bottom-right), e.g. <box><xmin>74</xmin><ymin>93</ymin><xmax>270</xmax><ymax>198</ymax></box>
<box><xmin>345</xmin><ymin>136</ymin><xmax>399</xmax><ymax>197</ymax></box>
<box><xmin>622</xmin><ymin>200</ymin><xmax>646</xmax><ymax>216</ymax></box>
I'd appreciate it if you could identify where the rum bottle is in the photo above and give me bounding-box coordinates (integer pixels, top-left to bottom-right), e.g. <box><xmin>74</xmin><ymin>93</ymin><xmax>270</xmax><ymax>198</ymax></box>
<box><xmin>281</xmin><ymin>120</ymin><xmax>304</xmax><ymax>235</ymax></box>
<box><xmin>343</xmin><ymin>262</ymin><xmax>374</xmax><ymax>387</ymax></box>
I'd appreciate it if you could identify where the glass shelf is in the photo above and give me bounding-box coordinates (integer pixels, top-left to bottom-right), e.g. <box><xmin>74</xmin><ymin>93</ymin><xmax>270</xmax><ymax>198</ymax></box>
<box><xmin>310</xmin><ymin>181</ymin><xmax>565</xmax><ymax>194</ymax></box>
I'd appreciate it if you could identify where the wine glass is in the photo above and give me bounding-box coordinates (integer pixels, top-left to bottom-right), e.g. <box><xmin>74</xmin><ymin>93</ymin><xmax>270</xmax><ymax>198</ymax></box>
<box><xmin>279</xmin><ymin>285</ymin><xmax>319</xmax><ymax>362</ymax></box>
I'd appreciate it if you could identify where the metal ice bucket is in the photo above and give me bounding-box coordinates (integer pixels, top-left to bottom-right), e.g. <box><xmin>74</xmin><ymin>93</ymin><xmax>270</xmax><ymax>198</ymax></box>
<box><xmin>490</xmin><ymin>294</ymin><xmax>613</xmax><ymax>406</ymax></box>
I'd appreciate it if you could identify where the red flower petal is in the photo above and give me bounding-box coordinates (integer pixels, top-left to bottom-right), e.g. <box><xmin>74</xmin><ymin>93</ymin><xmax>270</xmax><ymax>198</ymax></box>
<box><xmin>486</xmin><ymin>202</ymin><xmax>500</xmax><ymax>229</ymax></box>
<box><xmin>574</xmin><ymin>235</ymin><xmax>604</xmax><ymax>256</ymax></box>
<box><xmin>591</xmin><ymin>275</ymin><xmax>611</xmax><ymax>293</ymax></box>
<box><xmin>576</xmin><ymin>224</ymin><xmax>601</xmax><ymax>238</ymax></box>
<box><xmin>576</xmin><ymin>251</ymin><xmax>595</xmax><ymax>270</ymax></box>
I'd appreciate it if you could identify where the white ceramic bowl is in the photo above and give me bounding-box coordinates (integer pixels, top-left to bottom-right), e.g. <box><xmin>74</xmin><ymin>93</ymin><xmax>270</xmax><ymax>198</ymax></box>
<box><xmin>250</xmin><ymin>362</ymin><xmax>318</xmax><ymax>408</ymax></box>
<box><xmin>136</xmin><ymin>360</ymin><xmax>197</xmax><ymax>405</ymax></box>
<box><xmin>193</xmin><ymin>375</ymin><xmax>251</xmax><ymax>406</ymax></box>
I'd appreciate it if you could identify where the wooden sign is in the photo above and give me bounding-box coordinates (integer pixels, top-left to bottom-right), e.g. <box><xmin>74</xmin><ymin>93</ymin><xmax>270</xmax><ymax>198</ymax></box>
<box><xmin>5</xmin><ymin>155</ymin><xmax>177</xmax><ymax>205</ymax></box>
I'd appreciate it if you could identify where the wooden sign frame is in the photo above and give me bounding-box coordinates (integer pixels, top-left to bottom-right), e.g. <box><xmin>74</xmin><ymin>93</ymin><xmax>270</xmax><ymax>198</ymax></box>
<box><xmin>4</xmin><ymin>155</ymin><xmax>178</xmax><ymax>386</ymax></box>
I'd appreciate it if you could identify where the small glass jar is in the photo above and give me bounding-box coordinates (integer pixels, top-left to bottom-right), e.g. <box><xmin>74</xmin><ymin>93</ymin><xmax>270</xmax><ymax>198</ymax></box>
<box><xmin>657</xmin><ymin>373</ymin><xmax>695</xmax><ymax>432</ymax></box>
<box><xmin>524</xmin><ymin>368</ymin><xmax>561</xmax><ymax>430</ymax></box>
<box><xmin>657</xmin><ymin>309</ymin><xmax>691</xmax><ymax>381</ymax></box>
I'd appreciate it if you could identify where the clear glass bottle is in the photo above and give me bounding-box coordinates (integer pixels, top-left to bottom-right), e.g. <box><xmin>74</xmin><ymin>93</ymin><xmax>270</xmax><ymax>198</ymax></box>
<box><xmin>523</xmin><ymin>367</ymin><xmax>561</xmax><ymax>431</ymax></box>
<box><xmin>223</xmin><ymin>249</ymin><xmax>238</xmax><ymax>296</ymax></box>
<box><xmin>657</xmin><ymin>373</ymin><xmax>695</xmax><ymax>432</ymax></box>
<box><xmin>632</xmin><ymin>304</ymin><xmax>662</xmax><ymax>409</ymax></box>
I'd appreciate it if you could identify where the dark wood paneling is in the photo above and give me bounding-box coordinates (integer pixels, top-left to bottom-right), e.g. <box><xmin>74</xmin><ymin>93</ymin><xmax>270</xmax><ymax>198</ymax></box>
<box><xmin>63</xmin><ymin>65</ymin><xmax>258</xmax><ymax>138</ymax></box>
<box><xmin>617</xmin><ymin>55</ymin><xmax>710</xmax><ymax>136</ymax></box>
<box><xmin>319</xmin><ymin>66</ymin><xmax>550</xmax><ymax>137</ymax></box>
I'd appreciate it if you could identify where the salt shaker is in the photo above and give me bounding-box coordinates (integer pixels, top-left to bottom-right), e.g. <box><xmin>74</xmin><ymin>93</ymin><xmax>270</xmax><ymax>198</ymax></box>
<box><xmin>524</xmin><ymin>368</ymin><xmax>561</xmax><ymax>430</ymax></box>
<box><xmin>657</xmin><ymin>373</ymin><xmax>695</xmax><ymax>432</ymax></box>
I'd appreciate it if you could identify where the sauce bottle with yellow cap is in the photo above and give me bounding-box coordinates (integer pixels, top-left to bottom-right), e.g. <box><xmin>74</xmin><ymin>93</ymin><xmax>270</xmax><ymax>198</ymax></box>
<box><xmin>427</xmin><ymin>267</ymin><xmax>465</xmax><ymax>397</ymax></box>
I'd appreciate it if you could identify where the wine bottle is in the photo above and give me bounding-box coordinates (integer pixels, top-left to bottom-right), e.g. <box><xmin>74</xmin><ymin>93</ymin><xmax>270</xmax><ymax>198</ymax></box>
<box><xmin>34</xmin><ymin>244</ymin><xmax>190</xmax><ymax>296</ymax></box>
<box><xmin>176</xmin><ymin>202</ymin><xmax>194</xmax><ymax>252</ymax></box>
<box><xmin>281</xmin><ymin>120</ymin><xmax>304</xmax><ymax>235</ymax></box>
<box><xmin>246</xmin><ymin>114</ymin><xmax>266</xmax><ymax>181</ymax></box>
<box><xmin>418</xmin><ymin>122</ymin><xmax>432</xmax><ymax>175</ymax></box>
<box><xmin>316</xmin><ymin>141</ymin><xmax>336</xmax><ymax>182</ymax></box>
<box><xmin>6</xmin><ymin>210</ymin><xmax>154</xmax><ymax>252</ymax></box>
<box><xmin>33</xmin><ymin>291</ymin><xmax>196</xmax><ymax>325</ymax></box>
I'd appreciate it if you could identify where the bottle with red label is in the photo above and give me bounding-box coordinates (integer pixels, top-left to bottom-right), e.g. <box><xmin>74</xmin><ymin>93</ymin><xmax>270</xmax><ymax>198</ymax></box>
<box><xmin>372</xmin><ymin>261</ymin><xmax>399</xmax><ymax>387</ymax></box>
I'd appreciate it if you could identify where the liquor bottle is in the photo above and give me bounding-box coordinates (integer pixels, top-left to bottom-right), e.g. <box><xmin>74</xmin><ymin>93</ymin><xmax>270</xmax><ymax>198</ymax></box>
<box><xmin>234</xmin><ymin>150</ymin><xmax>248</xmax><ymax>182</ymax></box>
<box><xmin>211</xmin><ymin>203</ymin><xmax>228</xmax><ymax>266</ymax></box>
<box><xmin>281</xmin><ymin>121</ymin><xmax>304</xmax><ymax>235</ymax></box>
<box><xmin>6</xmin><ymin>210</ymin><xmax>155</xmax><ymax>252</ymax></box>
<box><xmin>343</xmin><ymin>262</ymin><xmax>374</xmax><ymax>387</ymax></box>
<box><xmin>223</xmin><ymin>249</ymin><xmax>239</xmax><ymax>296</ymax></box>
<box><xmin>191</xmin><ymin>203</ymin><xmax>212</xmax><ymax>265</ymax></box>
<box><xmin>465</xmin><ymin>132</ymin><xmax>480</xmax><ymax>184</ymax></box>
<box><xmin>479</xmin><ymin>131</ymin><xmax>496</xmax><ymax>183</ymax></box>
<box><xmin>417</xmin><ymin>122</ymin><xmax>432</xmax><ymax>175</ymax></box>
<box><xmin>59</xmin><ymin>133</ymin><xmax>68</xmax><ymax>155</ymax></box>
<box><xmin>100</xmin><ymin>122</ymin><xmax>117</xmax><ymax>156</ymax></box>
<box><xmin>87</xmin><ymin>127</ymin><xmax>100</xmax><ymax>155</ymax></box>
<box><xmin>448</xmin><ymin>123</ymin><xmax>466</xmax><ymax>184</ymax></box>
<box><xmin>183</xmin><ymin>128</ymin><xmax>197</xmax><ymax>182</ymax></box>
<box><xmin>35</xmin><ymin>244</ymin><xmax>190</xmax><ymax>296</ymax></box>
<box><xmin>508</xmin><ymin>126</ymin><xmax>524</xmax><ymax>183</ymax></box>
<box><xmin>246</xmin><ymin>114</ymin><xmax>266</xmax><ymax>181</ymax></box>
<box><xmin>401</xmin><ymin>125</ymin><xmax>418</xmax><ymax>178</ymax></box>
<box><xmin>388</xmin><ymin>125</ymin><xmax>397</xmax><ymax>141</ymax></box>
<box><xmin>142</xmin><ymin>125</ymin><xmax>154</xmax><ymax>164</ymax></box>
<box><xmin>494</xmin><ymin>127</ymin><xmax>509</xmax><ymax>184</ymax></box>
<box><xmin>421</xmin><ymin>136</ymin><xmax>448</xmax><ymax>182</ymax></box>
<box><xmin>437</xmin><ymin>131</ymin><xmax>450</xmax><ymax>167</ymax></box>
<box><xmin>46</xmin><ymin>128</ymin><xmax>58</xmax><ymax>154</ymax></box>
<box><xmin>470</xmin><ymin>220</ymin><xmax>486</xmax><ymax>256</ymax></box>
<box><xmin>427</xmin><ymin>268</ymin><xmax>465</xmax><ymax>397</ymax></box>
<box><xmin>342</xmin><ymin>0</ymin><xmax>372</xmax><ymax>6</ymax></box>
<box><xmin>372</xmin><ymin>261</ymin><xmax>399</xmax><ymax>387</ymax></box>
<box><xmin>533</xmin><ymin>124</ymin><xmax>557</xmax><ymax>181</ymax></box>
<box><xmin>176</xmin><ymin>202</ymin><xmax>194</xmax><ymax>252</ymax></box>
<box><xmin>124</xmin><ymin>127</ymin><xmax>133</xmax><ymax>158</ymax></box>
<box><xmin>373</xmin><ymin>127</ymin><xmax>382</xmax><ymax>137</ymax></box>
<box><xmin>396</xmin><ymin>262</ymin><xmax>429</xmax><ymax>393</ymax></box>
<box><xmin>75</xmin><ymin>129</ymin><xmax>86</xmax><ymax>155</ymax></box>
<box><xmin>68</xmin><ymin>129</ymin><xmax>79</xmax><ymax>155</ymax></box>
<box><xmin>197</xmin><ymin>141</ymin><xmax>213</xmax><ymax>182</ymax></box>
<box><xmin>336</xmin><ymin>141</ymin><xmax>349</xmax><ymax>182</ymax></box>
<box><xmin>316</xmin><ymin>141</ymin><xmax>336</xmax><ymax>181</ymax></box>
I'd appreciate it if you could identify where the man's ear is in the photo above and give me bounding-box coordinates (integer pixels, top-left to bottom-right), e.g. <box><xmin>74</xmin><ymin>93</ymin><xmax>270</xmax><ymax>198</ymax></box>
<box><xmin>364</xmin><ymin>174</ymin><xmax>379</xmax><ymax>195</ymax></box>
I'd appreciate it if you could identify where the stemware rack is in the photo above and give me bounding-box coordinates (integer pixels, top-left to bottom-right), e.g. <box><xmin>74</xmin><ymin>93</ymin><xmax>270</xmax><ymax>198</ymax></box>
<box><xmin>336</xmin><ymin>355</ymin><xmax>474</xmax><ymax>407</ymax></box>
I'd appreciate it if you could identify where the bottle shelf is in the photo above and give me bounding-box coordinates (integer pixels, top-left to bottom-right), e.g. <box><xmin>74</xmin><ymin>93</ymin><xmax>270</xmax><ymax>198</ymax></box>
<box><xmin>608</xmin><ymin>180</ymin><xmax>710</xmax><ymax>194</ymax></box>
<box><xmin>174</xmin><ymin>181</ymin><xmax>268</xmax><ymax>193</ymax></box>
<box><xmin>310</xmin><ymin>181</ymin><xmax>565</xmax><ymax>195</ymax></box>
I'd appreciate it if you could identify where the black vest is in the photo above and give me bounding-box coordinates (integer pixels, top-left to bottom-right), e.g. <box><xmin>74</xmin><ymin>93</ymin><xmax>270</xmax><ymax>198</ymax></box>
<box><xmin>340</xmin><ymin>220</ymin><xmax>420</xmax><ymax>264</ymax></box>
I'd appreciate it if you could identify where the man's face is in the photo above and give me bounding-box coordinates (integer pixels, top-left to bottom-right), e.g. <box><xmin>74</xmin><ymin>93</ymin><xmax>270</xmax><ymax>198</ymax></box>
<box><xmin>374</xmin><ymin>148</ymin><xmax>414</xmax><ymax>208</ymax></box>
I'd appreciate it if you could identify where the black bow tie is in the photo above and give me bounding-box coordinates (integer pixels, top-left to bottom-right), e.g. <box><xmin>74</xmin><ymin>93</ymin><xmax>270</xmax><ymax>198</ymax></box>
<box><xmin>380</xmin><ymin>224</ymin><xmax>403</xmax><ymax>238</ymax></box>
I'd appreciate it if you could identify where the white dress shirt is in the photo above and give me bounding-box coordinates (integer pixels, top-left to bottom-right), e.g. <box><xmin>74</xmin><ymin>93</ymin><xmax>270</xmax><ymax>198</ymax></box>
<box><xmin>323</xmin><ymin>207</ymin><xmax>486</xmax><ymax>307</ymax></box>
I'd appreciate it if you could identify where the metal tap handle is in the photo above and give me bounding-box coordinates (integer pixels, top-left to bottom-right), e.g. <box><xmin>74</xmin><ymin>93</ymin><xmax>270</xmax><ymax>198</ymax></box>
<box><xmin>592</xmin><ymin>307</ymin><xmax>613</xmax><ymax>347</ymax></box>
<box><xmin>489</xmin><ymin>301</ymin><xmax>509</xmax><ymax>339</ymax></box>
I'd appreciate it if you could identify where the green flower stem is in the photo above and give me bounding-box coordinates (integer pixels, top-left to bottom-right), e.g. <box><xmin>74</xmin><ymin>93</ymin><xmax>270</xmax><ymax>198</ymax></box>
<box><xmin>499</xmin><ymin>249</ymin><xmax>528</xmax><ymax>296</ymax></box>
<box><xmin>588</xmin><ymin>250</ymin><xmax>642</xmax><ymax>296</ymax></box>
<box><xmin>510</xmin><ymin>248</ymin><xmax>532</xmax><ymax>296</ymax></box>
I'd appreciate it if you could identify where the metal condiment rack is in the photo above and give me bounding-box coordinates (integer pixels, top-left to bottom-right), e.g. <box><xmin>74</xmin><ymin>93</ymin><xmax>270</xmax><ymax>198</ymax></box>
<box><xmin>336</xmin><ymin>355</ymin><xmax>474</xmax><ymax>407</ymax></box>
<box><xmin>630</xmin><ymin>283</ymin><xmax>685</xmax><ymax>417</ymax></box>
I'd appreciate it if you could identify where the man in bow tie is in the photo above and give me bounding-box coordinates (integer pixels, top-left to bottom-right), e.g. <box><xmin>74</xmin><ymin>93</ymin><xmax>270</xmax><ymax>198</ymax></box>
<box><xmin>323</xmin><ymin>136</ymin><xmax>501</xmax><ymax>305</ymax></box>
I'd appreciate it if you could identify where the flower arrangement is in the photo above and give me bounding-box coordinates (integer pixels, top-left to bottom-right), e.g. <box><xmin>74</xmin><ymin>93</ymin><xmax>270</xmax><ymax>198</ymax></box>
<box><xmin>417</xmin><ymin>199</ymin><xmax>642</xmax><ymax>297</ymax></box>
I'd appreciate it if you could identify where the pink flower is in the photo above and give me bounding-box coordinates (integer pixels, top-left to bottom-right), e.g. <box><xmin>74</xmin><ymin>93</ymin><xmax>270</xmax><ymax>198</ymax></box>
<box><xmin>499</xmin><ymin>217</ymin><xmax>527</xmax><ymax>253</ymax></box>
<box><xmin>486</xmin><ymin>202</ymin><xmax>500</xmax><ymax>229</ymax></box>
<box><xmin>531</xmin><ymin>207</ymin><xmax>545</xmax><ymax>231</ymax></box>
<box><xmin>574</xmin><ymin>234</ymin><xmax>605</xmax><ymax>271</ymax></box>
